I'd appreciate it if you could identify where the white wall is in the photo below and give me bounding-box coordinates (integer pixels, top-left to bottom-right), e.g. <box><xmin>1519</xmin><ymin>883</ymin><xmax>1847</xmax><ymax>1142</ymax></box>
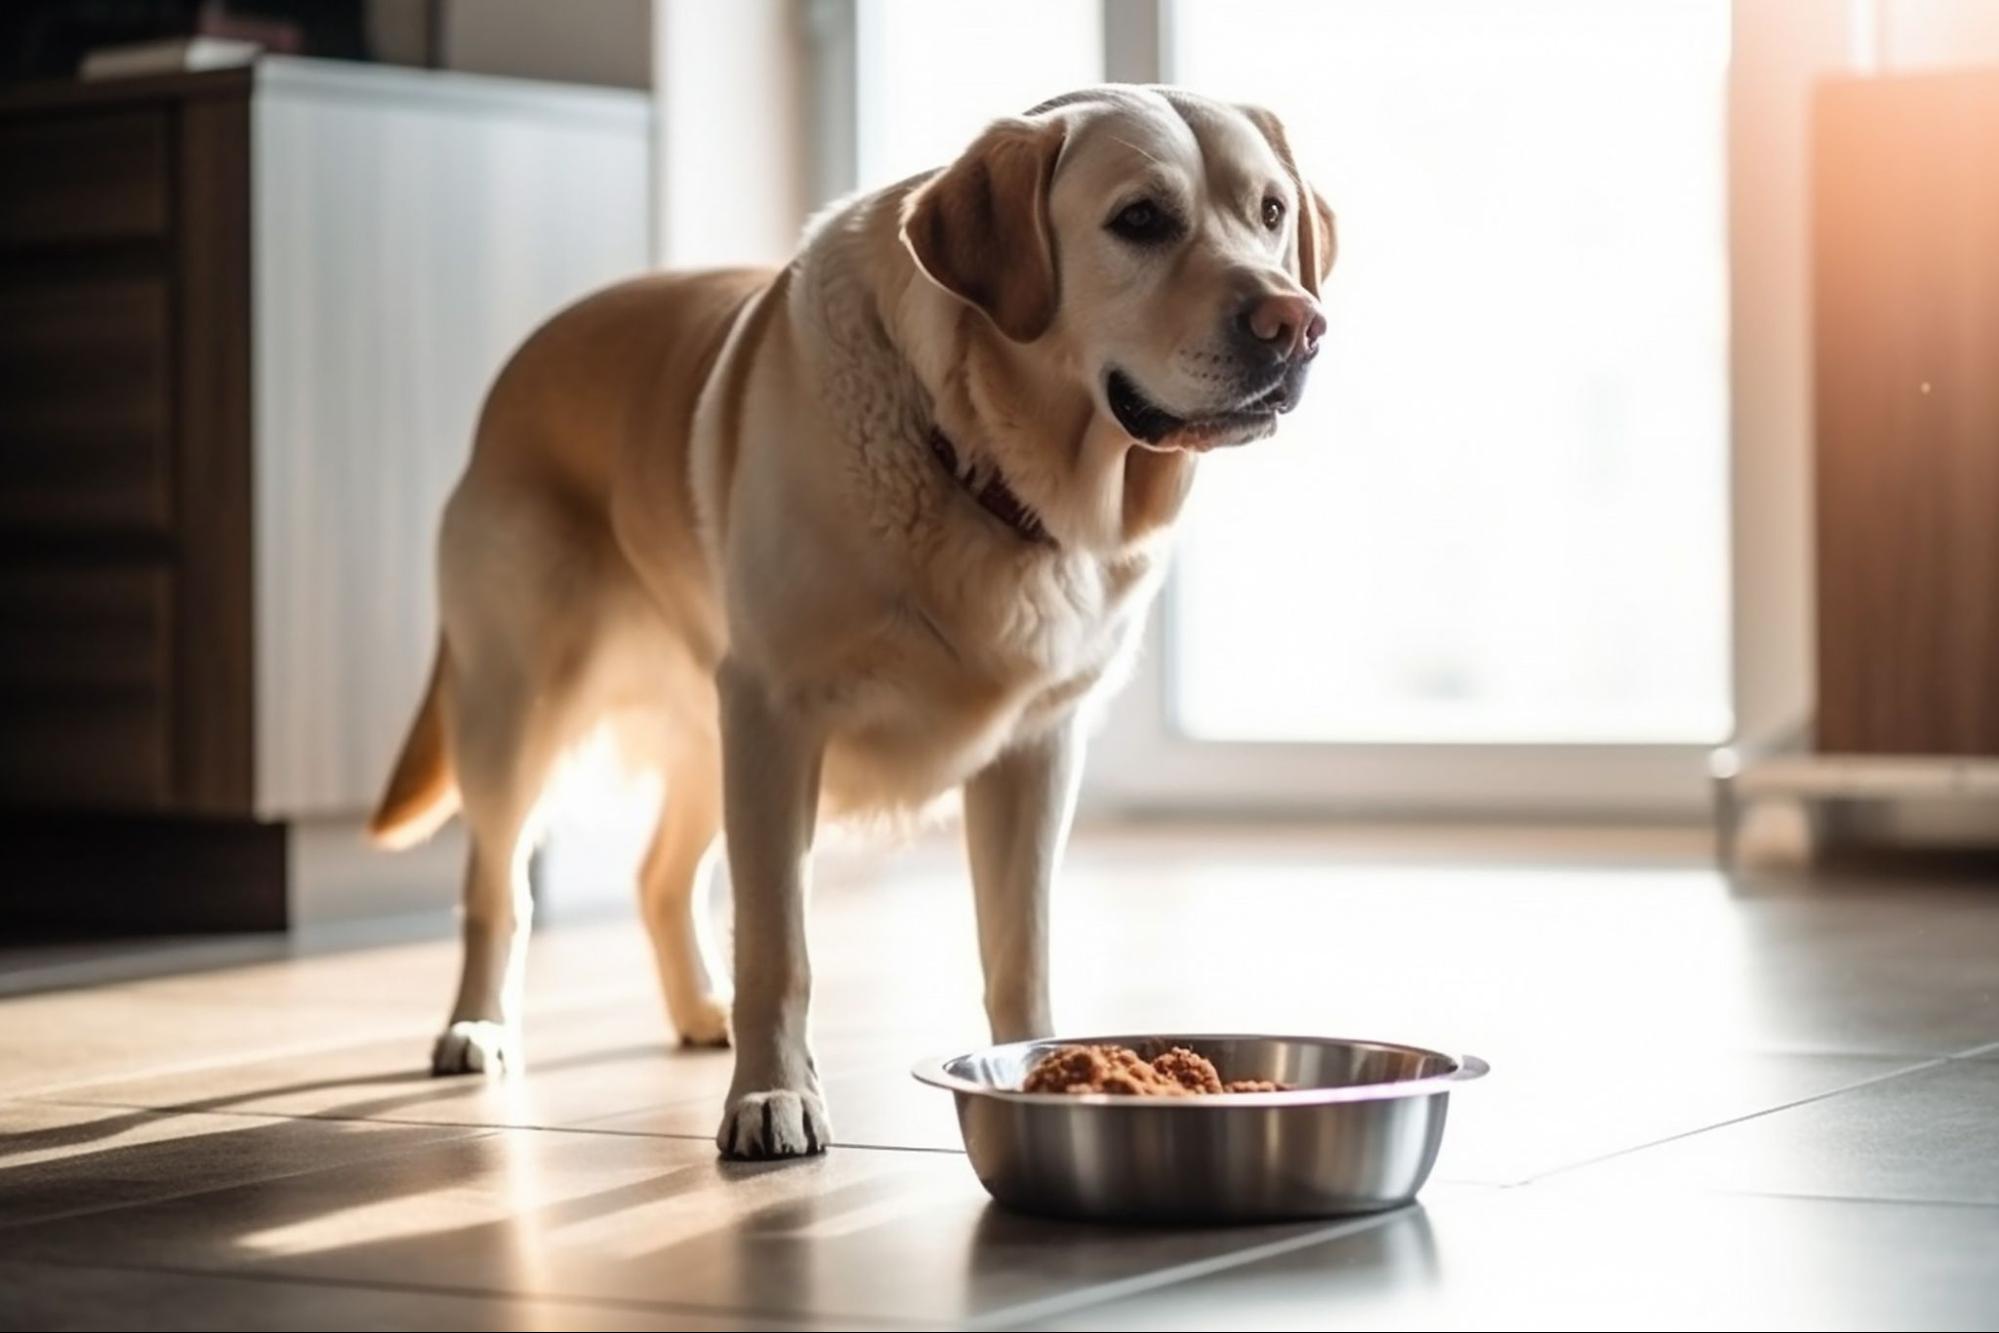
<box><xmin>1880</xmin><ymin>0</ymin><xmax>1999</xmax><ymax>66</ymax></box>
<box><xmin>652</xmin><ymin>0</ymin><xmax>813</xmax><ymax>266</ymax></box>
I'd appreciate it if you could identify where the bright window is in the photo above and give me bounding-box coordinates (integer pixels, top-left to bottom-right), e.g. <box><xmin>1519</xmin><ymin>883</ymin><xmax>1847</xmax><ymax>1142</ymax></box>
<box><xmin>853</xmin><ymin>0</ymin><xmax>1103</xmax><ymax>188</ymax></box>
<box><xmin>1169</xmin><ymin>0</ymin><xmax>1732</xmax><ymax>744</ymax></box>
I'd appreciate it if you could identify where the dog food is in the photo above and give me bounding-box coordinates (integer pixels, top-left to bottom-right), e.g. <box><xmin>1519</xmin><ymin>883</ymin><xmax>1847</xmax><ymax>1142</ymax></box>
<box><xmin>1021</xmin><ymin>1043</ymin><xmax>1283</xmax><ymax>1096</ymax></box>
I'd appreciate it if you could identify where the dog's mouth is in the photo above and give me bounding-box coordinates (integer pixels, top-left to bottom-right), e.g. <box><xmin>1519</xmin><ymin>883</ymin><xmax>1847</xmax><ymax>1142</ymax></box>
<box><xmin>1105</xmin><ymin>369</ymin><xmax>1301</xmax><ymax>452</ymax></box>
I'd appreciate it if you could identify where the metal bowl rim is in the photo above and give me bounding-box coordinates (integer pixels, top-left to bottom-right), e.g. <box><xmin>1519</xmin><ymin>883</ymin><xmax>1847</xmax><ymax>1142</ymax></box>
<box><xmin>911</xmin><ymin>1032</ymin><xmax>1490</xmax><ymax>1108</ymax></box>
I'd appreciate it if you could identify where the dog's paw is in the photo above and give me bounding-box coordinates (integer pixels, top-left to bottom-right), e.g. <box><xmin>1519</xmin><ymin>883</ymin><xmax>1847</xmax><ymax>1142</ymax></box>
<box><xmin>716</xmin><ymin>1088</ymin><xmax>831</xmax><ymax>1159</ymax></box>
<box><xmin>431</xmin><ymin>1019</ymin><xmax>517</xmax><ymax>1075</ymax></box>
<box><xmin>675</xmin><ymin>995</ymin><xmax>732</xmax><ymax>1048</ymax></box>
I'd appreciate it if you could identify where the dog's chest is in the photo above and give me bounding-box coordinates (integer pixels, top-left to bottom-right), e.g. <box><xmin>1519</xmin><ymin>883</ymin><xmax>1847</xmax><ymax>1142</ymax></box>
<box><xmin>817</xmin><ymin>549</ymin><xmax>1153</xmax><ymax>813</ymax></box>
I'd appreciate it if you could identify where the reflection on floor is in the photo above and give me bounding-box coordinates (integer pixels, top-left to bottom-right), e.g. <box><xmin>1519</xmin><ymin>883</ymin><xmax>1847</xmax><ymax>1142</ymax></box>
<box><xmin>2</xmin><ymin>822</ymin><xmax>1995</xmax><ymax>1330</ymax></box>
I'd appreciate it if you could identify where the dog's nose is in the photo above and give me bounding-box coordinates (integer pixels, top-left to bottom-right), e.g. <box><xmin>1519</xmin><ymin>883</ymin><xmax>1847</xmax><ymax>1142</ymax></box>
<box><xmin>1239</xmin><ymin>291</ymin><xmax>1327</xmax><ymax>363</ymax></box>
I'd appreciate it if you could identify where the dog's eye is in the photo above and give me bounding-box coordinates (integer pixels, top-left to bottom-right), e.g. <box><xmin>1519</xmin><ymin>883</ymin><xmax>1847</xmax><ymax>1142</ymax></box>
<box><xmin>1107</xmin><ymin>199</ymin><xmax>1178</xmax><ymax>244</ymax></box>
<box><xmin>1262</xmin><ymin>196</ymin><xmax>1285</xmax><ymax>230</ymax></box>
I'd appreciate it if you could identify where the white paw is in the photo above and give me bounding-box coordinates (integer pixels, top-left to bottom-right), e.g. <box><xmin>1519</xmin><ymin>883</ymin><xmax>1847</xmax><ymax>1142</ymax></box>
<box><xmin>431</xmin><ymin>1019</ymin><xmax>517</xmax><ymax>1075</ymax></box>
<box><xmin>716</xmin><ymin>1088</ymin><xmax>831</xmax><ymax>1159</ymax></box>
<box><xmin>674</xmin><ymin>995</ymin><xmax>732</xmax><ymax>1049</ymax></box>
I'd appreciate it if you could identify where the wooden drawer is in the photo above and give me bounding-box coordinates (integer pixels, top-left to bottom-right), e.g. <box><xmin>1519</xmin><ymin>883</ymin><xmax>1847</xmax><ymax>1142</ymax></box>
<box><xmin>1814</xmin><ymin>73</ymin><xmax>1999</xmax><ymax>756</ymax></box>
<box><xmin>0</xmin><ymin>109</ymin><xmax>168</xmax><ymax>248</ymax></box>
<box><xmin>0</xmin><ymin>567</ymin><xmax>173</xmax><ymax>804</ymax></box>
<box><xmin>0</xmin><ymin>276</ymin><xmax>174</xmax><ymax>535</ymax></box>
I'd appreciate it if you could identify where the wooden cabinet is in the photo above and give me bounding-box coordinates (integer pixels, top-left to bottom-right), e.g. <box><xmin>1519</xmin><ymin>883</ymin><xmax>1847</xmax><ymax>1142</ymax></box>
<box><xmin>0</xmin><ymin>276</ymin><xmax>177</xmax><ymax>534</ymax></box>
<box><xmin>0</xmin><ymin>60</ymin><xmax>650</xmax><ymax>929</ymax></box>
<box><xmin>0</xmin><ymin>69</ymin><xmax>255</xmax><ymax>821</ymax></box>
<box><xmin>0</xmin><ymin>567</ymin><xmax>176</xmax><ymax>802</ymax></box>
<box><xmin>1813</xmin><ymin>70</ymin><xmax>1999</xmax><ymax>758</ymax></box>
<box><xmin>0</xmin><ymin>107</ymin><xmax>169</xmax><ymax>245</ymax></box>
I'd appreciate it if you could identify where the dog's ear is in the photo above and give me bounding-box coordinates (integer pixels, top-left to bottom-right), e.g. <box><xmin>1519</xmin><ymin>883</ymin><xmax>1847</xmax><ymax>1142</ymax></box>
<box><xmin>1239</xmin><ymin>105</ymin><xmax>1337</xmax><ymax>298</ymax></box>
<box><xmin>1294</xmin><ymin>180</ymin><xmax>1338</xmax><ymax>299</ymax></box>
<box><xmin>901</xmin><ymin>117</ymin><xmax>1067</xmax><ymax>343</ymax></box>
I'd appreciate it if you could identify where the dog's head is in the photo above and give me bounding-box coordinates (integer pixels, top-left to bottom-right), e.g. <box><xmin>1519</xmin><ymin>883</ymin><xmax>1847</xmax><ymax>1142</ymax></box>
<box><xmin>901</xmin><ymin>86</ymin><xmax>1336</xmax><ymax>453</ymax></box>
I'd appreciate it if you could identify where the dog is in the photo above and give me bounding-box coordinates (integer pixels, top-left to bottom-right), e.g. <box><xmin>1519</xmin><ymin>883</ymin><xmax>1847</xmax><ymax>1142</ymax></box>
<box><xmin>368</xmin><ymin>85</ymin><xmax>1335</xmax><ymax>1160</ymax></box>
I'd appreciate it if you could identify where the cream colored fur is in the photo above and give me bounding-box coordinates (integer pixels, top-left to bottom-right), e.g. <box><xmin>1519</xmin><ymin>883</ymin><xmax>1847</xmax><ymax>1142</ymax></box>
<box><xmin>370</xmin><ymin>85</ymin><xmax>1334</xmax><ymax>1159</ymax></box>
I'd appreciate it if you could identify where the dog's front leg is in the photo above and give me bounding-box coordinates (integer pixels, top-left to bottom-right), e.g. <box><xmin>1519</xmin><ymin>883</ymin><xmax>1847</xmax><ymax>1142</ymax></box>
<box><xmin>963</xmin><ymin>719</ymin><xmax>1082</xmax><ymax>1043</ymax></box>
<box><xmin>714</xmin><ymin>660</ymin><xmax>831</xmax><ymax>1159</ymax></box>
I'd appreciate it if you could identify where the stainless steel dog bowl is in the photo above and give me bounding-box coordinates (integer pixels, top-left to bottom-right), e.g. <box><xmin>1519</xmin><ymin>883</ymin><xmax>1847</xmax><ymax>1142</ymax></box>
<box><xmin>913</xmin><ymin>1034</ymin><xmax>1487</xmax><ymax>1223</ymax></box>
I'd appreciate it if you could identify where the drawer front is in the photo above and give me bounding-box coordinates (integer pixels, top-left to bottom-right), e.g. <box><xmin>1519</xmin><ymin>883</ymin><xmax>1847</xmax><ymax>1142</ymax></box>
<box><xmin>0</xmin><ymin>277</ymin><xmax>174</xmax><ymax>535</ymax></box>
<box><xmin>0</xmin><ymin>567</ymin><xmax>173</xmax><ymax>805</ymax></box>
<box><xmin>0</xmin><ymin>110</ymin><xmax>169</xmax><ymax>248</ymax></box>
<box><xmin>1815</xmin><ymin>74</ymin><xmax>1999</xmax><ymax>755</ymax></box>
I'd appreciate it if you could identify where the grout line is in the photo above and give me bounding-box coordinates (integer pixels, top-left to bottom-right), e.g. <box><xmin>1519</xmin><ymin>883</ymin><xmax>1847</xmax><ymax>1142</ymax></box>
<box><xmin>1523</xmin><ymin>1054</ymin><xmax>1956</xmax><ymax>1185</ymax></box>
<box><xmin>961</xmin><ymin>1209</ymin><xmax>1411</xmax><ymax>1331</ymax></box>
<box><xmin>1690</xmin><ymin>1186</ymin><xmax>1999</xmax><ymax>1211</ymax></box>
<box><xmin>23</xmin><ymin>1094</ymin><xmax>971</xmax><ymax>1155</ymax></box>
<box><xmin>19</xmin><ymin>1096</ymin><xmax>639</xmax><ymax>1139</ymax></box>
<box><xmin>1949</xmin><ymin>1038</ymin><xmax>1999</xmax><ymax>1060</ymax></box>
<box><xmin>10</xmin><ymin>1253</ymin><xmax>928</xmax><ymax>1330</ymax></box>
<box><xmin>816</xmin><ymin>1139</ymin><xmax>968</xmax><ymax>1156</ymax></box>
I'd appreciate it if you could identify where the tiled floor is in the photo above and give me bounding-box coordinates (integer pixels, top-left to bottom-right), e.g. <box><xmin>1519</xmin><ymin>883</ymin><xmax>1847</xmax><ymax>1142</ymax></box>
<box><xmin>2</xmin><ymin>823</ymin><xmax>1996</xmax><ymax>1330</ymax></box>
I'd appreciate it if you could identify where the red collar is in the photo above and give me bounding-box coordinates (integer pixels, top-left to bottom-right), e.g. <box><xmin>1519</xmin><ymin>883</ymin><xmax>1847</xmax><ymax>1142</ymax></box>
<box><xmin>927</xmin><ymin>428</ymin><xmax>1053</xmax><ymax>547</ymax></box>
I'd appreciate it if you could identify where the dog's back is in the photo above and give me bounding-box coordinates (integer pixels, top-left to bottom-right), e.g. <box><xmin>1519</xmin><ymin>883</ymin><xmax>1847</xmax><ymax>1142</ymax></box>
<box><xmin>370</xmin><ymin>267</ymin><xmax>770</xmax><ymax>850</ymax></box>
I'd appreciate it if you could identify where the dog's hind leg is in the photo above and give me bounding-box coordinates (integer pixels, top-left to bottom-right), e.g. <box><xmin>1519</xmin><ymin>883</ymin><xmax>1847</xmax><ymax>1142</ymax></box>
<box><xmin>639</xmin><ymin>741</ymin><xmax>730</xmax><ymax>1047</ymax></box>
<box><xmin>431</xmin><ymin>657</ymin><xmax>578</xmax><ymax>1076</ymax></box>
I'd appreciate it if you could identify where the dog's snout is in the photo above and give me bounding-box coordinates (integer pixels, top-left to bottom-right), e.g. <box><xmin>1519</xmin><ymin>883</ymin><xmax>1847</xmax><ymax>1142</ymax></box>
<box><xmin>1237</xmin><ymin>291</ymin><xmax>1326</xmax><ymax>364</ymax></box>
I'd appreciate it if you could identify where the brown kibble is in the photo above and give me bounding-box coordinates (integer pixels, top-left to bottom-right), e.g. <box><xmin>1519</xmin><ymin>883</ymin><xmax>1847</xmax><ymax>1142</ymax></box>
<box><xmin>1152</xmin><ymin>1046</ymin><xmax>1225</xmax><ymax>1093</ymax></box>
<box><xmin>1021</xmin><ymin>1043</ymin><xmax>1287</xmax><ymax>1096</ymax></box>
<box><xmin>1020</xmin><ymin>1045</ymin><xmax>1114</xmax><ymax>1094</ymax></box>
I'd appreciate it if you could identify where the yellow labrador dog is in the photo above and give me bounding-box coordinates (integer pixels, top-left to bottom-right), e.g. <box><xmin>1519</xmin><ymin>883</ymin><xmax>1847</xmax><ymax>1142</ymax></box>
<box><xmin>369</xmin><ymin>85</ymin><xmax>1334</xmax><ymax>1160</ymax></box>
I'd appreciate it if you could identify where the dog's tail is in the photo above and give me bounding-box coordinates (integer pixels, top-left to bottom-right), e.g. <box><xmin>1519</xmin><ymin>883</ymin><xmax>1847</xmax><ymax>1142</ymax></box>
<box><xmin>368</xmin><ymin>641</ymin><xmax>459</xmax><ymax>850</ymax></box>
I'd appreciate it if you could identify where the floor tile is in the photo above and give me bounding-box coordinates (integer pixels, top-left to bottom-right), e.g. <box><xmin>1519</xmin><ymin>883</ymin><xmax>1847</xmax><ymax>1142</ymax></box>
<box><xmin>0</xmin><ymin>1259</ymin><xmax>850</xmax><ymax>1331</ymax></box>
<box><xmin>1431</xmin><ymin>1050</ymin><xmax>1920</xmax><ymax>1184</ymax></box>
<box><xmin>6</xmin><ymin>823</ymin><xmax>1998</xmax><ymax>1329</ymax></box>
<box><xmin>1562</xmin><ymin>1058</ymin><xmax>1999</xmax><ymax>1204</ymax></box>
<box><xmin>43</xmin><ymin>1003</ymin><xmax>729</xmax><ymax>1133</ymax></box>
<box><xmin>1015</xmin><ymin>1186</ymin><xmax>1999</xmax><ymax>1331</ymax></box>
<box><xmin>94</xmin><ymin>914</ymin><xmax>660</xmax><ymax>1026</ymax></box>
<box><xmin>1725</xmin><ymin>894</ymin><xmax>1999</xmax><ymax>1055</ymax></box>
<box><xmin>0</xmin><ymin>1101</ymin><xmax>480</xmax><ymax>1229</ymax></box>
<box><xmin>0</xmin><ymin>986</ymin><xmax>433</xmax><ymax>1102</ymax></box>
<box><xmin>0</xmin><ymin>911</ymin><xmax>686</xmax><ymax>1102</ymax></box>
<box><xmin>0</xmin><ymin>1128</ymin><xmax>1362</xmax><ymax>1326</ymax></box>
<box><xmin>1019</xmin><ymin>860</ymin><xmax>1999</xmax><ymax>1061</ymax></box>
